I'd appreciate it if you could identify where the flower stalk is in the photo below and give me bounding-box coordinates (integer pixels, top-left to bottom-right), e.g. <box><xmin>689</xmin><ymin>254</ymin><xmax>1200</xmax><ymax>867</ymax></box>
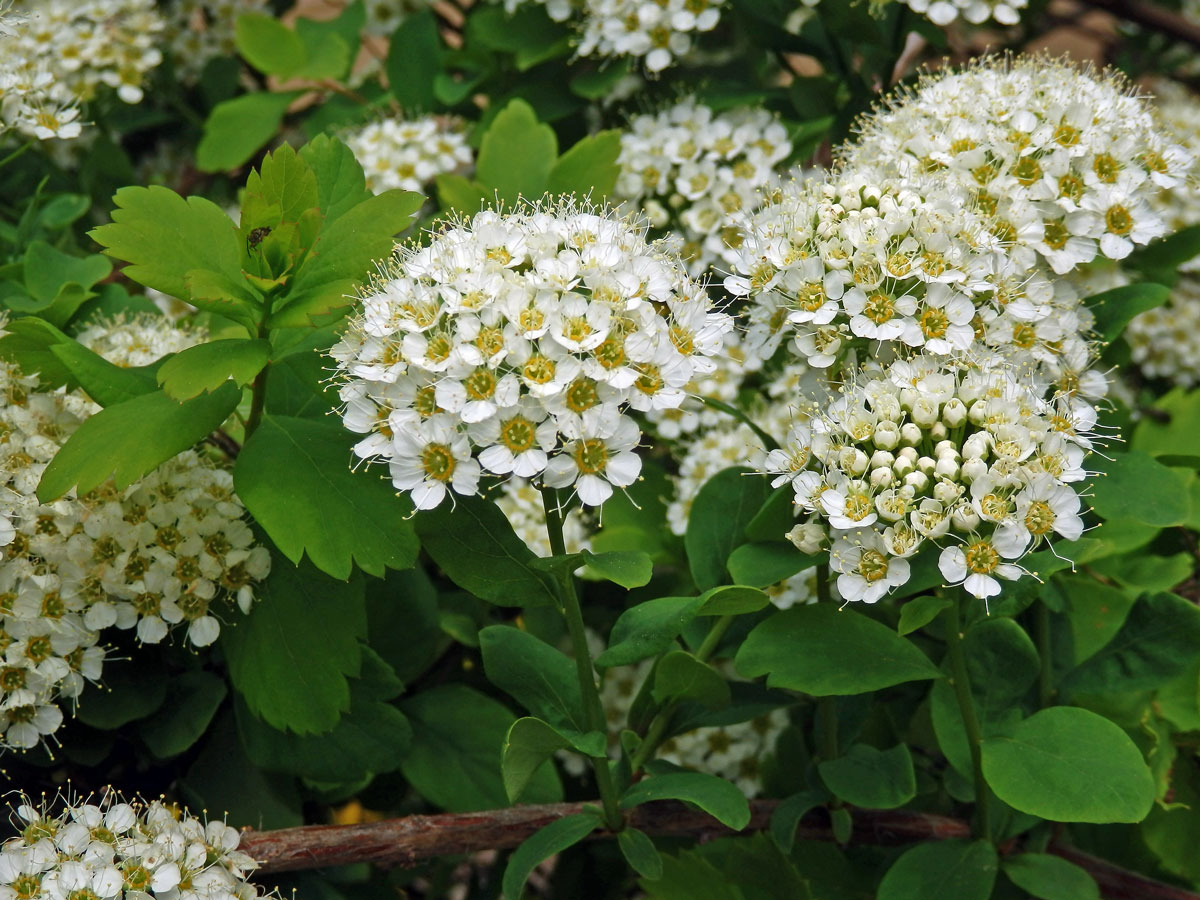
<box><xmin>944</xmin><ymin>592</ymin><xmax>992</xmax><ymax>843</ymax></box>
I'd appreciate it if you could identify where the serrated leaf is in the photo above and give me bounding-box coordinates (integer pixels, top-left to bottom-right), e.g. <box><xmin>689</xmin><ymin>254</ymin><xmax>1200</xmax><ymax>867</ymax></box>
<box><xmin>241</xmin><ymin>142</ymin><xmax>320</xmax><ymax>232</ymax></box>
<box><xmin>621</xmin><ymin>772</ymin><xmax>751</xmax><ymax>830</ymax></box>
<box><xmin>546</xmin><ymin>130</ymin><xmax>621</xmax><ymax>198</ymax></box>
<box><xmin>299</xmin><ymin>134</ymin><xmax>371</xmax><ymax>222</ymax></box>
<box><xmin>183</xmin><ymin>269</ymin><xmax>261</xmax><ymax>331</ymax></box>
<box><xmin>233</xmin><ymin>414</ymin><xmax>420</xmax><ymax>579</ymax></box>
<box><xmin>156</xmin><ymin>339</ymin><xmax>270</xmax><ymax>400</ymax></box>
<box><xmin>37</xmin><ymin>383</ymin><xmax>240</xmax><ymax>501</ymax></box>
<box><xmin>475</xmin><ymin>99</ymin><xmax>557</xmax><ymax>201</ymax></box>
<box><xmin>197</xmin><ymin>91</ymin><xmax>302</xmax><ymax>173</ymax></box>
<box><xmin>436</xmin><ymin>173</ymin><xmax>491</xmax><ymax>215</ymax></box>
<box><xmin>49</xmin><ymin>340</ymin><xmax>158</xmax><ymax>407</ymax></box>
<box><xmin>503</xmin><ymin>813</ymin><xmax>602</xmax><ymax>900</ymax></box>
<box><xmin>24</xmin><ymin>241</ymin><xmax>111</xmax><ymax>306</ymax></box>
<box><xmin>0</xmin><ymin>317</ymin><xmax>76</xmax><ymax>388</ymax></box>
<box><xmin>221</xmin><ymin>553</ymin><xmax>366</xmax><ymax>734</ymax></box>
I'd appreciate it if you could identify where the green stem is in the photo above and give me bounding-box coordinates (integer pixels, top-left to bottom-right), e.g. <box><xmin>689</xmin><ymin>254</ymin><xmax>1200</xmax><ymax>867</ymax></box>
<box><xmin>539</xmin><ymin>487</ymin><xmax>624</xmax><ymax>831</ymax></box>
<box><xmin>1037</xmin><ymin>600</ymin><xmax>1055</xmax><ymax>709</ymax></box>
<box><xmin>815</xmin><ymin>562</ymin><xmax>838</xmax><ymax>764</ymax></box>
<box><xmin>243</xmin><ymin>319</ymin><xmax>271</xmax><ymax>440</ymax></box>
<box><xmin>0</xmin><ymin>142</ymin><xmax>32</xmax><ymax>171</ymax></box>
<box><xmin>815</xmin><ymin>562</ymin><xmax>832</xmax><ymax>605</ymax></box>
<box><xmin>628</xmin><ymin>614</ymin><xmax>734</xmax><ymax>774</ymax></box>
<box><xmin>945</xmin><ymin>593</ymin><xmax>992</xmax><ymax>843</ymax></box>
<box><xmin>698</xmin><ymin>396</ymin><xmax>781</xmax><ymax>452</ymax></box>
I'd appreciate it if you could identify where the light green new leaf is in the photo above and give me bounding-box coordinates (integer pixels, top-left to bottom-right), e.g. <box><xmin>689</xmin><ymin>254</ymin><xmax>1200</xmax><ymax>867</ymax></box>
<box><xmin>546</xmin><ymin>130</ymin><xmax>621</xmax><ymax>198</ymax></box>
<box><xmin>436</xmin><ymin>174</ymin><xmax>491</xmax><ymax>215</ymax></box>
<box><xmin>402</xmin><ymin>684</ymin><xmax>562</xmax><ymax>812</ymax></box>
<box><xmin>414</xmin><ymin>494</ymin><xmax>557</xmax><ymax>606</ymax></box>
<box><xmin>269</xmin><ymin>188</ymin><xmax>423</xmax><ymax>327</ymax></box>
<box><xmin>1003</xmin><ymin>854</ymin><xmax>1099</xmax><ymax>900</ymax></box>
<box><xmin>234</xmin><ymin>13</ymin><xmax>306</xmax><ymax>76</ymax></box>
<box><xmin>221</xmin><ymin>554</ymin><xmax>367</xmax><ymax>734</ymax></box>
<box><xmin>38</xmin><ymin>383</ymin><xmax>240</xmax><ymax>501</ymax></box>
<box><xmin>0</xmin><ymin>317</ymin><xmax>77</xmax><ymax>388</ymax></box>
<box><xmin>292</xmin><ymin>19</ymin><xmax>351</xmax><ymax>81</ymax></box>
<box><xmin>877</xmin><ymin>840</ymin><xmax>998</xmax><ymax>900</ymax></box>
<box><xmin>299</xmin><ymin>134</ymin><xmax>371</xmax><ymax>223</ymax></box>
<box><xmin>736</xmin><ymin>605</ymin><xmax>941</xmax><ymax>695</ymax></box>
<box><xmin>478</xmin><ymin>625</ymin><xmax>587</xmax><ymax>731</ymax></box>
<box><xmin>621</xmin><ymin>772</ymin><xmax>751</xmax><ymax>830</ymax></box>
<box><xmin>156</xmin><ymin>339</ymin><xmax>270</xmax><ymax>401</ymax></box>
<box><xmin>241</xmin><ymin>143</ymin><xmax>320</xmax><ymax>231</ymax></box>
<box><xmin>1090</xmin><ymin>450</ymin><xmax>1191</xmax><ymax>527</ymax></box>
<box><xmin>197</xmin><ymin>91</ymin><xmax>303</xmax><ymax>173</ymax></box>
<box><xmin>502</xmin><ymin>716</ymin><xmax>605</xmax><ymax>802</ymax></box>
<box><xmin>233</xmin><ymin>414</ymin><xmax>420</xmax><ymax>580</ymax></box>
<box><xmin>817</xmin><ymin>743</ymin><xmax>916</xmax><ymax>809</ymax></box>
<box><xmin>981</xmin><ymin>706</ymin><xmax>1155</xmax><ymax>823</ymax></box>
<box><xmin>24</xmin><ymin>241</ymin><xmax>111</xmax><ymax>307</ymax></box>
<box><xmin>183</xmin><ymin>269</ymin><xmax>261</xmax><ymax>331</ymax></box>
<box><xmin>503</xmin><ymin>813</ymin><xmax>602</xmax><ymax>900</ymax></box>
<box><xmin>89</xmin><ymin>186</ymin><xmax>250</xmax><ymax>303</ymax></box>
<box><xmin>475</xmin><ymin>99</ymin><xmax>557</xmax><ymax>202</ymax></box>
<box><xmin>49</xmin><ymin>340</ymin><xmax>157</xmax><ymax>407</ymax></box>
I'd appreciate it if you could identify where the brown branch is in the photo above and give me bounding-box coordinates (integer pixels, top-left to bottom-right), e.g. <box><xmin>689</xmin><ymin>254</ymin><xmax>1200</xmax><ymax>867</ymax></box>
<box><xmin>239</xmin><ymin>801</ymin><xmax>1199</xmax><ymax>900</ymax></box>
<box><xmin>1077</xmin><ymin>0</ymin><xmax>1200</xmax><ymax>53</ymax></box>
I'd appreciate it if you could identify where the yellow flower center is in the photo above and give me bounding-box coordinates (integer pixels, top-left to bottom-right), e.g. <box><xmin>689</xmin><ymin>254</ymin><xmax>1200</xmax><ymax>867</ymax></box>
<box><xmin>1105</xmin><ymin>205</ymin><xmax>1133</xmax><ymax>236</ymax></box>
<box><xmin>421</xmin><ymin>444</ymin><xmax>456</xmax><ymax>482</ymax></box>
<box><xmin>500</xmin><ymin>417</ymin><xmax>536</xmax><ymax>454</ymax></box>
<box><xmin>964</xmin><ymin>540</ymin><xmax>1000</xmax><ymax>574</ymax></box>
<box><xmin>857</xmin><ymin>549</ymin><xmax>890</xmax><ymax>583</ymax></box>
<box><xmin>1024</xmin><ymin>500</ymin><xmax>1056</xmax><ymax>536</ymax></box>
<box><xmin>564</xmin><ymin>378</ymin><xmax>600</xmax><ymax>414</ymax></box>
<box><xmin>574</xmin><ymin>438</ymin><xmax>609</xmax><ymax>475</ymax></box>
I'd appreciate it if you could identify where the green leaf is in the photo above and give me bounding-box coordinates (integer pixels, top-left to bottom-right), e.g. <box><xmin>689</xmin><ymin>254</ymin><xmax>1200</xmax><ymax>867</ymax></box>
<box><xmin>196</xmin><ymin>92</ymin><xmax>303</xmax><ymax>173</ymax></box>
<box><xmin>569</xmin><ymin>59</ymin><xmax>632</xmax><ymax>99</ymax></box>
<box><xmin>696</xmin><ymin>584</ymin><xmax>770</xmax><ymax>616</ymax></box>
<box><xmin>769</xmin><ymin>788</ymin><xmax>827</xmax><ymax>852</ymax></box>
<box><xmin>292</xmin><ymin>19</ymin><xmax>351</xmax><ymax>80</ymax></box>
<box><xmin>269</xmin><ymin>189</ymin><xmax>423</xmax><ymax>327</ymax></box>
<box><xmin>1087</xmin><ymin>283</ymin><xmax>1169</xmax><ymax>343</ymax></box>
<box><xmin>77</xmin><ymin>660</ymin><xmax>168</xmax><ymax>729</ymax></box>
<box><xmin>1003</xmin><ymin>854</ymin><xmax>1099</xmax><ymax>900</ymax></box>
<box><xmin>981</xmin><ymin>706</ymin><xmax>1155</xmax><ymax>823</ymax></box>
<box><xmin>475</xmin><ymin>99</ymin><xmax>558</xmax><ymax>202</ymax></box>
<box><xmin>414</xmin><ymin>494</ymin><xmax>557</xmax><ymax>606</ymax></box>
<box><xmin>736</xmin><ymin>605</ymin><xmax>942</xmax><ymax>695</ymax></box>
<box><xmin>546</xmin><ymin>130</ymin><xmax>621</xmax><ymax>198</ymax></box>
<box><xmin>503</xmin><ymin>812</ymin><xmax>602</xmax><ymax>900</ymax></box>
<box><xmin>235</xmin><ymin>13</ymin><xmax>306</xmax><ymax>76</ymax></box>
<box><xmin>1127</xmin><ymin>224</ymin><xmax>1200</xmax><ymax>278</ymax></box>
<box><xmin>818</xmin><ymin>743</ymin><xmax>916</xmax><ymax>809</ymax></box>
<box><xmin>1090</xmin><ymin>449</ymin><xmax>1191</xmax><ymax>527</ymax></box>
<box><xmin>1064</xmin><ymin>592</ymin><xmax>1200</xmax><ymax>694</ymax></box>
<box><xmin>183</xmin><ymin>270</ymin><xmax>261</xmax><ymax>331</ymax></box>
<box><xmin>221</xmin><ymin>553</ymin><xmax>366</xmax><ymax>734</ymax></box>
<box><xmin>402</xmin><ymin>683</ymin><xmax>563</xmax><ymax>811</ymax></box>
<box><xmin>595</xmin><ymin>596</ymin><xmax>704</xmax><ymax>668</ymax></box>
<box><xmin>479</xmin><ymin>625</ymin><xmax>587</xmax><ymax>731</ymax></box>
<box><xmin>386</xmin><ymin>9</ymin><xmax>442</xmax><ymax>112</ymax></box>
<box><xmin>24</xmin><ymin>241</ymin><xmax>111</xmax><ymax>306</ymax></box>
<box><xmin>502</xmin><ymin>716</ymin><xmax>605</xmax><ymax>802</ymax></box>
<box><xmin>436</xmin><ymin>174</ymin><xmax>491</xmax><ymax>215</ymax></box>
<box><xmin>621</xmin><ymin>772</ymin><xmax>751</xmax><ymax>830</ymax></box>
<box><xmin>652</xmin><ymin>651</ymin><xmax>731</xmax><ymax>709</ymax></box>
<box><xmin>241</xmin><ymin>142</ymin><xmax>320</xmax><ymax>232</ymax></box>
<box><xmin>236</xmin><ymin>648</ymin><xmax>411</xmax><ymax>780</ymax></box>
<box><xmin>48</xmin><ymin>340</ymin><xmax>158</xmax><ymax>406</ymax></box>
<box><xmin>1089</xmin><ymin>551</ymin><xmax>1193</xmax><ymax>593</ymax></box>
<box><xmin>897</xmin><ymin>595</ymin><xmax>951</xmax><ymax>635</ymax></box>
<box><xmin>233</xmin><ymin>414</ymin><xmax>420</xmax><ymax>580</ymax></box>
<box><xmin>726</xmin><ymin>542</ymin><xmax>815</xmax><ymax>589</ymax></box>
<box><xmin>639</xmin><ymin>851</ymin><xmax>744</xmax><ymax>900</ymax></box>
<box><xmin>138</xmin><ymin>672</ymin><xmax>227</xmax><ymax>759</ymax></box>
<box><xmin>299</xmin><ymin>134</ymin><xmax>371</xmax><ymax>223</ymax></box>
<box><xmin>877</xmin><ymin>840</ymin><xmax>998</xmax><ymax>900</ymax></box>
<box><xmin>1060</xmin><ymin>574</ymin><xmax>1136</xmax><ymax>664</ymax></box>
<box><xmin>0</xmin><ymin>317</ymin><xmax>76</xmax><ymax>388</ymax></box>
<box><xmin>618</xmin><ymin>828</ymin><xmax>663</xmax><ymax>880</ymax></box>
<box><xmin>37</xmin><ymin>383</ymin><xmax>240</xmax><ymax>501</ymax></box>
<box><xmin>685</xmin><ymin>467</ymin><xmax>772</xmax><ymax>591</ymax></box>
<box><xmin>1142</xmin><ymin>752</ymin><xmax>1200</xmax><ymax>881</ymax></box>
<box><xmin>743</xmin><ymin>486</ymin><xmax>794</xmax><ymax>543</ymax></box>
<box><xmin>156</xmin><ymin>339</ymin><xmax>270</xmax><ymax>400</ymax></box>
<box><xmin>584</xmin><ymin>549</ymin><xmax>653</xmax><ymax>588</ymax></box>
<box><xmin>88</xmin><ymin>186</ymin><xmax>251</xmax><ymax>304</ymax></box>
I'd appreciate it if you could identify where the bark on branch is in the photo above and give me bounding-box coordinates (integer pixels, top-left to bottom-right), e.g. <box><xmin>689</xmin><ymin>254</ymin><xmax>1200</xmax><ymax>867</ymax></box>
<box><xmin>239</xmin><ymin>801</ymin><xmax>1200</xmax><ymax>900</ymax></box>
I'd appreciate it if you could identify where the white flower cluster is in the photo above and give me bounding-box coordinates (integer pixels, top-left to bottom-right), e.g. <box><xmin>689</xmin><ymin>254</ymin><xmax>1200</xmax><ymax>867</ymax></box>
<box><xmin>501</xmin><ymin>0</ymin><xmax>724</xmax><ymax>72</ymax></box>
<box><xmin>1151</xmin><ymin>81</ymin><xmax>1200</xmax><ymax>264</ymax></box>
<box><xmin>589</xmin><ymin>658</ymin><xmax>788</xmax><ymax>797</ymax></box>
<box><xmin>615</xmin><ymin>99</ymin><xmax>792</xmax><ymax>277</ymax></box>
<box><xmin>767</xmin><ymin>353</ymin><xmax>1093</xmax><ymax>601</ymax></box>
<box><xmin>343</xmin><ymin>116</ymin><xmax>473</xmax><ymax>195</ymax></box>
<box><xmin>1126</xmin><ymin>276</ymin><xmax>1200</xmax><ymax>388</ymax></box>
<box><xmin>75</xmin><ymin>312</ymin><xmax>205</xmax><ymax>368</ymax></box>
<box><xmin>0</xmin><ymin>318</ymin><xmax>268</xmax><ymax>749</ymax></box>
<box><xmin>331</xmin><ymin>201</ymin><xmax>732</xmax><ymax>509</ymax></box>
<box><xmin>0</xmin><ymin>0</ymin><xmax>164</xmax><ymax>141</ymax></box>
<box><xmin>898</xmin><ymin>0</ymin><xmax>1024</xmax><ymax>25</ymax></box>
<box><xmin>844</xmin><ymin>57</ymin><xmax>1188</xmax><ymax>275</ymax></box>
<box><xmin>0</xmin><ymin>790</ymin><xmax>267</xmax><ymax>899</ymax></box>
<box><xmin>495</xmin><ymin>477</ymin><xmax>592</xmax><ymax>557</ymax></box>
<box><xmin>163</xmin><ymin>0</ymin><xmax>270</xmax><ymax>83</ymax></box>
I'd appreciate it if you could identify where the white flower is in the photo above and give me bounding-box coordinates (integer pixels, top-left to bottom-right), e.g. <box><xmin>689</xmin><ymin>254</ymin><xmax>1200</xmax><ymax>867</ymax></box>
<box><xmin>543</xmin><ymin>407</ymin><xmax>642</xmax><ymax>506</ymax></box>
<box><xmin>830</xmin><ymin>529</ymin><xmax>912</xmax><ymax>603</ymax></box>
<box><xmin>938</xmin><ymin>527</ymin><xmax>1030</xmax><ymax>599</ymax></box>
<box><xmin>389</xmin><ymin>416</ymin><xmax>482</xmax><ymax>509</ymax></box>
<box><xmin>344</xmin><ymin>115</ymin><xmax>473</xmax><ymax>195</ymax></box>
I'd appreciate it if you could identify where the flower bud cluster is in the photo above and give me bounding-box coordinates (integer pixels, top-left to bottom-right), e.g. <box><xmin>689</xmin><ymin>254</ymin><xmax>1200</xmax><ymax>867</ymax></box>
<box><xmin>615</xmin><ymin>99</ymin><xmax>791</xmax><ymax>276</ymax></box>
<box><xmin>0</xmin><ymin>790</ymin><xmax>267</xmax><ymax>899</ymax></box>
<box><xmin>344</xmin><ymin>115</ymin><xmax>473</xmax><ymax>196</ymax></box>
<box><xmin>844</xmin><ymin>56</ymin><xmax>1189</xmax><ymax>275</ymax></box>
<box><xmin>331</xmin><ymin>200</ymin><xmax>732</xmax><ymax>509</ymax></box>
<box><xmin>164</xmin><ymin>0</ymin><xmax>270</xmax><ymax>83</ymax></box>
<box><xmin>0</xmin><ymin>318</ymin><xmax>268</xmax><ymax>749</ymax></box>
<box><xmin>767</xmin><ymin>354</ymin><xmax>1094</xmax><ymax>601</ymax></box>
<box><xmin>0</xmin><ymin>0</ymin><xmax>164</xmax><ymax>142</ymax></box>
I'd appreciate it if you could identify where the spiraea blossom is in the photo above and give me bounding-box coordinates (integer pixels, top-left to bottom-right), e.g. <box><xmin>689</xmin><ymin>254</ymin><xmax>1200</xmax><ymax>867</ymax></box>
<box><xmin>344</xmin><ymin>116</ymin><xmax>474</xmax><ymax>195</ymax></box>
<box><xmin>898</xmin><ymin>0</ymin><xmax>1025</xmax><ymax>25</ymax></box>
<box><xmin>75</xmin><ymin>312</ymin><xmax>205</xmax><ymax>368</ymax></box>
<box><xmin>164</xmin><ymin>0</ymin><xmax>271</xmax><ymax>82</ymax></box>
<box><xmin>615</xmin><ymin>99</ymin><xmax>792</xmax><ymax>276</ymax></box>
<box><xmin>844</xmin><ymin>56</ymin><xmax>1189</xmax><ymax>275</ymax></box>
<box><xmin>1125</xmin><ymin>275</ymin><xmax>1200</xmax><ymax>388</ymax></box>
<box><xmin>330</xmin><ymin>200</ymin><xmax>732</xmax><ymax>509</ymax></box>
<box><xmin>1150</xmin><ymin>81</ymin><xmax>1200</xmax><ymax>267</ymax></box>
<box><xmin>0</xmin><ymin>790</ymin><xmax>268</xmax><ymax>899</ymax></box>
<box><xmin>763</xmin><ymin>353</ymin><xmax>1096</xmax><ymax>602</ymax></box>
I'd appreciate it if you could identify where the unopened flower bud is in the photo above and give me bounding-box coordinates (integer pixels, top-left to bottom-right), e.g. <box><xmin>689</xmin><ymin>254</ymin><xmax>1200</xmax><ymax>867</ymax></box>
<box><xmin>911</xmin><ymin>397</ymin><xmax>939</xmax><ymax>427</ymax></box>
<box><xmin>873</xmin><ymin>421</ymin><xmax>900</xmax><ymax>450</ymax></box>
<box><xmin>786</xmin><ymin>522</ymin><xmax>826</xmax><ymax>554</ymax></box>
<box><xmin>870</xmin><ymin>466</ymin><xmax>893</xmax><ymax>488</ymax></box>
<box><xmin>951</xmin><ymin>504</ymin><xmax>980</xmax><ymax>531</ymax></box>
<box><xmin>961</xmin><ymin>457</ymin><xmax>988</xmax><ymax>482</ymax></box>
<box><xmin>933</xmin><ymin>481</ymin><xmax>962</xmax><ymax>504</ymax></box>
<box><xmin>904</xmin><ymin>471</ymin><xmax>929</xmax><ymax>492</ymax></box>
<box><xmin>893</xmin><ymin>454</ymin><xmax>915</xmax><ymax>477</ymax></box>
<box><xmin>942</xmin><ymin>398</ymin><xmax>967</xmax><ymax>428</ymax></box>
<box><xmin>917</xmin><ymin>455</ymin><xmax>936</xmax><ymax>475</ymax></box>
<box><xmin>934</xmin><ymin>440</ymin><xmax>958</xmax><ymax>459</ymax></box>
<box><xmin>870</xmin><ymin>450</ymin><xmax>895</xmax><ymax>469</ymax></box>
<box><xmin>900</xmin><ymin>423</ymin><xmax>923</xmax><ymax>446</ymax></box>
<box><xmin>929</xmin><ymin>422</ymin><xmax>948</xmax><ymax>442</ymax></box>
<box><xmin>934</xmin><ymin>456</ymin><xmax>960</xmax><ymax>480</ymax></box>
<box><xmin>963</xmin><ymin>432</ymin><xmax>989</xmax><ymax>459</ymax></box>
